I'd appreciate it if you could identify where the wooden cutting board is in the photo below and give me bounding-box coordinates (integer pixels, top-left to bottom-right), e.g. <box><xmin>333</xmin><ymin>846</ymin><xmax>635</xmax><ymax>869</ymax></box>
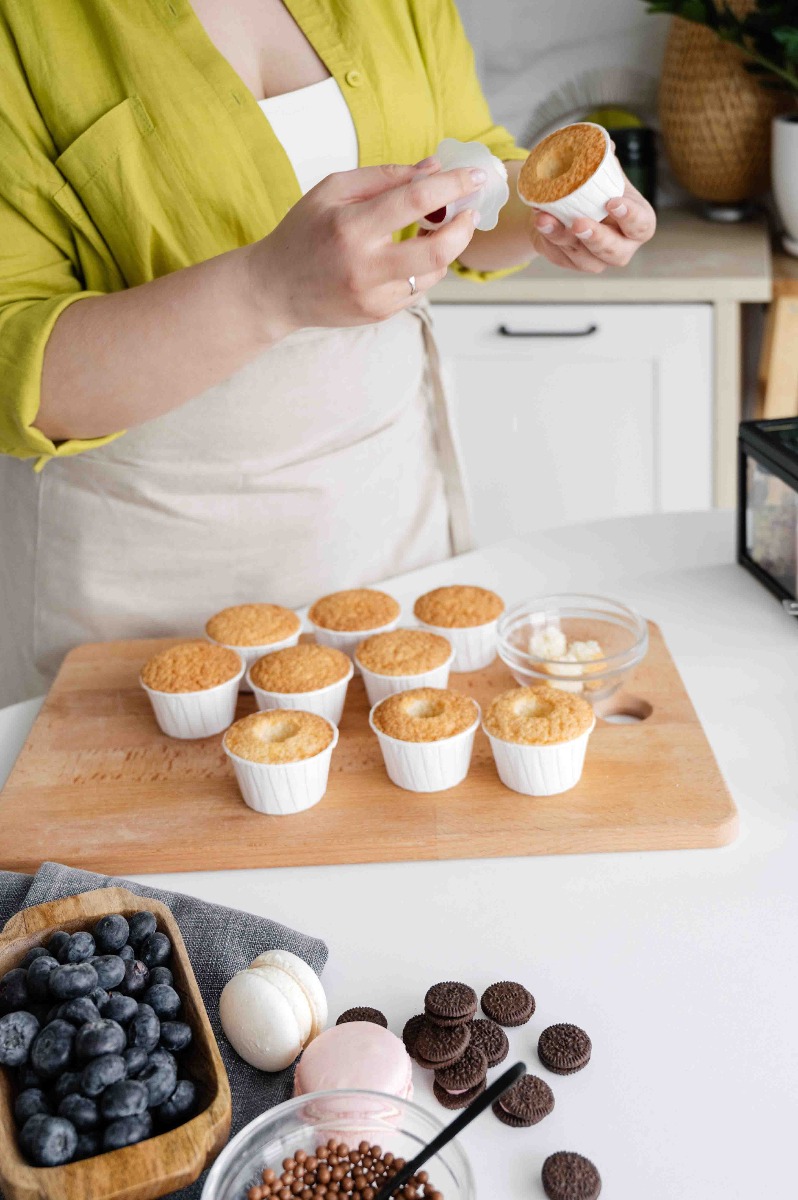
<box><xmin>0</xmin><ymin>625</ymin><xmax>737</xmax><ymax>874</ymax></box>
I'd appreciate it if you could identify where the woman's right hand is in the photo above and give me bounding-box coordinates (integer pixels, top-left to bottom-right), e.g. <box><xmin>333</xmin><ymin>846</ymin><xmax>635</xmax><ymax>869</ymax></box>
<box><xmin>246</xmin><ymin>159</ymin><xmax>484</xmax><ymax>334</ymax></box>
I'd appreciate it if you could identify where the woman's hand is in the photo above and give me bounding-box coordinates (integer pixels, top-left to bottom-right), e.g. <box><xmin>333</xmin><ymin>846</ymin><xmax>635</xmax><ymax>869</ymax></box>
<box><xmin>247</xmin><ymin>159</ymin><xmax>481</xmax><ymax>333</ymax></box>
<box><xmin>530</xmin><ymin>177</ymin><xmax>656</xmax><ymax>274</ymax></box>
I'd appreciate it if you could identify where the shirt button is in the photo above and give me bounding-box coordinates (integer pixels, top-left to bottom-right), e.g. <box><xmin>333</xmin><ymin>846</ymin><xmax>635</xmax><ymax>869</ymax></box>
<box><xmin>344</xmin><ymin>69</ymin><xmax>363</xmax><ymax>87</ymax></box>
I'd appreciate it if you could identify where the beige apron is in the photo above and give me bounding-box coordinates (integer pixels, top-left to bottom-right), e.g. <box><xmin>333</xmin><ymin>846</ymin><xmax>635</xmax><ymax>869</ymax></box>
<box><xmin>0</xmin><ymin>302</ymin><xmax>472</xmax><ymax>705</ymax></box>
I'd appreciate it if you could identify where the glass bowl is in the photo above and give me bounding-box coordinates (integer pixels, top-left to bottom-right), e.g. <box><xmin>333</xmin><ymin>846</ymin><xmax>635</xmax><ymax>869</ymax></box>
<box><xmin>496</xmin><ymin>593</ymin><xmax>649</xmax><ymax>708</ymax></box>
<box><xmin>201</xmin><ymin>1090</ymin><xmax>474</xmax><ymax>1200</ymax></box>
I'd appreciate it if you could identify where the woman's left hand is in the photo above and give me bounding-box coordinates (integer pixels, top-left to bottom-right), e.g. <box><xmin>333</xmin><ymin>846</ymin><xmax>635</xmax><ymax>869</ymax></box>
<box><xmin>530</xmin><ymin>177</ymin><xmax>656</xmax><ymax>274</ymax></box>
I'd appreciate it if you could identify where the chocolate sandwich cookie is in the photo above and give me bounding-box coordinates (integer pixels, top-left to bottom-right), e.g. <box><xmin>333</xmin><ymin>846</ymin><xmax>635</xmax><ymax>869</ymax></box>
<box><xmin>433</xmin><ymin>1043</ymin><xmax>488</xmax><ymax>1111</ymax></box>
<box><xmin>469</xmin><ymin>1017</ymin><xmax>509</xmax><ymax>1068</ymax></box>
<box><xmin>542</xmin><ymin>1151</ymin><xmax>602</xmax><ymax>1200</ymax></box>
<box><xmin>492</xmin><ymin>1072</ymin><xmax>554</xmax><ymax>1127</ymax></box>
<box><xmin>414</xmin><ymin>1019</ymin><xmax>471</xmax><ymax>1070</ymax></box>
<box><xmin>424</xmin><ymin>981</ymin><xmax>478</xmax><ymax>1027</ymax></box>
<box><xmin>481</xmin><ymin>980</ymin><xmax>535</xmax><ymax>1027</ymax></box>
<box><xmin>336</xmin><ymin>1007</ymin><xmax>388</xmax><ymax>1029</ymax></box>
<box><xmin>402</xmin><ymin>1013</ymin><xmax>426</xmax><ymax>1060</ymax></box>
<box><xmin>433</xmin><ymin>1076</ymin><xmax>486</xmax><ymax>1110</ymax></box>
<box><xmin>538</xmin><ymin>1023</ymin><xmax>592</xmax><ymax>1075</ymax></box>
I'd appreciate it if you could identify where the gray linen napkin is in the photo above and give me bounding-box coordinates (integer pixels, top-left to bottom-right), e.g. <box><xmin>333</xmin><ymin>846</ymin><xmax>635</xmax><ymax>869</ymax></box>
<box><xmin>0</xmin><ymin>862</ymin><xmax>328</xmax><ymax>1199</ymax></box>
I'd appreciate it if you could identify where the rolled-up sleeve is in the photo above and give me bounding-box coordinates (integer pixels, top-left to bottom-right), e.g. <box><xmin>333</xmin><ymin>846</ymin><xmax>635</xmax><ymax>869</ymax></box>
<box><xmin>0</xmin><ymin>15</ymin><xmax>121</xmax><ymax>469</ymax></box>
<box><xmin>420</xmin><ymin>0</ymin><xmax>530</xmax><ymax>282</ymax></box>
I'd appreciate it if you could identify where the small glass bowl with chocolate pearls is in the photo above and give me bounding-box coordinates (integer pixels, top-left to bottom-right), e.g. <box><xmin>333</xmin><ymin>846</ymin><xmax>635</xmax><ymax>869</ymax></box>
<box><xmin>201</xmin><ymin>1092</ymin><xmax>474</xmax><ymax>1200</ymax></box>
<box><xmin>0</xmin><ymin>909</ymin><xmax>198</xmax><ymax>1166</ymax></box>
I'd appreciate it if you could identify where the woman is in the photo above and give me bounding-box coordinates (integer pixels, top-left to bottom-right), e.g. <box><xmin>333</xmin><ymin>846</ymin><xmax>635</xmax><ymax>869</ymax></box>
<box><xmin>0</xmin><ymin>0</ymin><xmax>655</xmax><ymax>703</ymax></box>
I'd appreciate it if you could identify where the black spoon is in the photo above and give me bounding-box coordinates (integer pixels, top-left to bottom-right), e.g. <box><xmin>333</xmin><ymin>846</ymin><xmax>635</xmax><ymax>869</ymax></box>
<box><xmin>372</xmin><ymin>1060</ymin><xmax>527</xmax><ymax>1200</ymax></box>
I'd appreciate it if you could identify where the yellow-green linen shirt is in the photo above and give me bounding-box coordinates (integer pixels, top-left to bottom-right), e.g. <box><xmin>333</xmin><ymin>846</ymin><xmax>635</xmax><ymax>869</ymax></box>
<box><xmin>0</xmin><ymin>0</ymin><xmax>528</xmax><ymax>468</ymax></box>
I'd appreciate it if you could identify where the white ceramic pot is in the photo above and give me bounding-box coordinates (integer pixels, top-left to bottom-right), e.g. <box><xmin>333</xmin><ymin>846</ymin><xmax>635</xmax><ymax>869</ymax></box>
<box><xmin>773</xmin><ymin>113</ymin><xmax>798</xmax><ymax>257</ymax></box>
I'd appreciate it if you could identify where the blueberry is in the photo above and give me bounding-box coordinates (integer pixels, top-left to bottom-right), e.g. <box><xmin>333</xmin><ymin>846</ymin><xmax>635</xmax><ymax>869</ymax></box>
<box><xmin>14</xmin><ymin>1087</ymin><xmax>51</xmax><ymax>1124</ymax></box>
<box><xmin>45</xmin><ymin>1004</ymin><xmax>62</xmax><ymax>1024</ymax></box>
<box><xmin>17</xmin><ymin>1062</ymin><xmax>43</xmax><ymax>1091</ymax></box>
<box><xmin>90</xmin><ymin>987</ymin><xmax>110</xmax><ymax>1009</ymax></box>
<box><xmin>143</xmin><ymin>983</ymin><xmax>180</xmax><ymax>1020</ymax></box>
<box><xmin>118</xmin><ymin>945</ymin><xmax>136</xmax><ymax>963</ymax></box>
<box><xmin>57</xmin><ymin>932</ymin><xmax>95</xmax><ymax>964</ymax></box>
<box><xmin>20</xmin><ymin>947</ymin><xmax>51</xmax><ymax>968</ymax></box>
<box><xmin>75</xmin><ymin>1018</ymin><xmax>126</xmax><ymax>1059</ymax></box>
<box><xmin>93</xmin><ymin>914</ymin><xmax>129</xmax><ymax>954</ymax></box>
<box><xmin>123</xmin><ymin>1046</ymin><xmax>148</xmax><ymax>1078</ymax></box>
<box><xmin>0</xmin><ymin>1010</ymin><xmax>40</xmax><ymax>1067</ymax></box>
<box><xmin>20</xmin><ymin>1113</ymin><xmax>78</xmax><ymax>1166</ymax></box>
<box><xmin>57</xmin><ymin>1092</ymin><xmax>100</xmax><ymax>1132</ymax></box>
<box><xmin>159</xmin><ymin>1021</ymin><xmax>192</xmax><ymax>1053</ymax></box>
<box><xmin>156</xmin><ymin>1078</ymin><xmax>197</xmax><ymax>1128</ymax></box>
<box><xmin>53</xmin><ymin>1070</ymin><xmax>84</xmax><ymax>1102</ymax></box>
<box><xmin>0</xmin><ymin>968</ymin><xmax>29</xmax><ymax>1011</ymax></box>
<box><xmin>26</xmin><ymin>956</ymin><xmax>60</xmax><ymax>1001</ymax></box>
<box><xmin>147</xmin><ymin>966</ymin><xmax>173</xmax><ymax>989</ymax></box>
<box><xmin>127</xmin><ymin>911</ymin><xmax>157</xmax><ymax>949</ymax></box>
<box><xmin>74</xmin><ymin>1130</ymin><xmax>102</xmax><ymax>1160</ymax></box>
<box><xmin>138</xmin><ymin>1047</ymin><xmax>177</xmax><ymax>1107</ymax></box>
<box><xmin>100</xmin><ymin>1078</ymin><xmax>149</xmax><ymax>1120</ymax></box>
<box><xmin>100</xmin><ymin>992</ymin><xmax>138</xmax><ymax>1025</ymax></box>
<box><xmin>49</xmin><ymin>962</ymin><xmax>99</xmax><ymax>1000</ymax></box>
<box><xmin>128</xmin><ymin>1004</ymin><xmax>160</xmax><ymax>1053</ymax></box>
<box><xmin>139</xmin><ymin>932</ymin><xmax>171</xmax><ymax>969</ymax></box>
<box><xmin>103</xmin><ymin>1111</ymin><xmax>153</xmax><ymax>1150</ymax></box>
<box><xmin>59</xmin><ymin>997</ymin><xmax>102</xmax><ymax>1027</ymax></box>
<box><xmin>30</xmin><ymin>1019</ymin><xmax>74</xmax><ymax>1077</ymax></box>
<box><xmin>119</xmin><ymin>959</ymin><xmax>149</xmax><ymax>997</ymax></box>
<box><xmin>46</xmin><ymin>931</ymin><xmax>70</xmax><ymax>957</ymax></box>
<box><xmin>90</xmin><ymin>955</ymin><xmax>126</xmax><ymax>990</ymax></box>
<box><xmin>80</xmin><ymin>1052</ymin><xmax>127</xmax><ymax>1097</ymax></box>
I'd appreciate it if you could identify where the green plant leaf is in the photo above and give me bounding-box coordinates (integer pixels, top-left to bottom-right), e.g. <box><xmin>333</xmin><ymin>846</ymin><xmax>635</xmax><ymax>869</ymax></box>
<box><xmin>774</xmin><ymin>27</ymin><xmax>798</xmax><ymax>63</ymax></box>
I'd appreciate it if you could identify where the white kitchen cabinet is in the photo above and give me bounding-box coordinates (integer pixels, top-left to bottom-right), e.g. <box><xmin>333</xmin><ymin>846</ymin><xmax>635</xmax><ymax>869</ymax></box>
<box><xmin>431</xmin><ymin>302</ymin><xmax>713</xmax><ymax>547</ymax></box>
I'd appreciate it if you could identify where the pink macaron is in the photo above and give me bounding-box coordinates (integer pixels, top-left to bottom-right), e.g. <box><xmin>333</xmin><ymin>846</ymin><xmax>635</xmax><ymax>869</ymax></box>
<box><xmin>294</xmin><ymin>1021</ymin><xmax>413</xmax><ymax>1100</ymax></box>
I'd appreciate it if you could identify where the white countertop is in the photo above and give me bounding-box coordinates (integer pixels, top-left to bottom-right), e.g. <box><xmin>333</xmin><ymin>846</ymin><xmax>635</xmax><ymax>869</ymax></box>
<box><xmin>2</xmin><ymin>511</ymin><xmax>796</xmax><ymax>1198</ymax></box>
<box><xmin>430</xmin><ymin>208</ymin><xmax>772</xmax><ymax>304</ymax></box>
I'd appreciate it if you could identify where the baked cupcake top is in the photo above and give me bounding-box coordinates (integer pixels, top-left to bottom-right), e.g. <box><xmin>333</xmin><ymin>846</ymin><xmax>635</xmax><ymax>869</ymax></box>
<box><xmin>372</xmin><ymin>688</ymin><xmax>478</xmax><ymax>743</ymax></box>
<box><xmin>250</xmin><ymin>643</ymin><xmax>351</xmax><ymax>693</ymax></box>
<box><xmin>205</xmin><ymin>603</ymin><xmax>300</xmax><ymax>647</ymax></box>
<box><xmin>518</xmin><ymin>123</ymin><xmax>606</xmax><ymax>204</ymax></box>
<box><xmin>484</xmin><ymin>685</ymin><xmax>593</xmax><ymax>746</ymax></box>
<box><xmin>309</xmin><ymin>588</ymin><xmax>400</xmax><ymax>632</ymax></box>
<box><xmin>414</xmin><ymin>585</ymin><xmax>504</xmax><ymax>629</ymax></box>
<box><xmin>141</xmin><ymin>641</ymin><xmax>242</xmax><ymax>693</ymax></box>
<box><xmin>224</xmin><ymin>710</ymin><xmax>334</xmax><ymax>764</ymax></box>
<box><xmin>356</xmin><ymin>629</ymin><xmax>451</xmax><ymax>677</ymax></box>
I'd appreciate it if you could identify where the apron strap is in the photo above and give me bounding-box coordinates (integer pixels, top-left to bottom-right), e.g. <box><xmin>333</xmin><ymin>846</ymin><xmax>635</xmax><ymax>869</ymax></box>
<box><xmin>411</xmin><ymin>302</ymin><xmax>475</xmax><ymax>556</ymax></box>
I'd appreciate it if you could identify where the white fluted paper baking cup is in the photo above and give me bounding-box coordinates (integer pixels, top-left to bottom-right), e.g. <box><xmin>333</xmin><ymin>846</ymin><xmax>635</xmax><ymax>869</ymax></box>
<box><xmin>485</xmin><ymin>717</ymin><xmax>596</xmax><ymax>796</ymax></box>
<box><xmin>206</xmin><ymin>629</ymin><xmax>300</xmax><ymax>693</ymax></box>
<box><xmin>246</xmin><ymin>660</ymin><xmax>354</xmax><ymax>726</ymax></box>
<box><xmin>355</xmin><ymin>648</ymin><xmax>454</xmax><ymax>707</ymax></box>
<box><xmin>369</xmin><ymin>704</ymin><xmax>480</xmax><ymax>793</ymax></box>
<box><xmin>223</xmin><ymin>723</ymin><xmax>339</xmax><ymax>815</ymax></box>
<box><xmin>414</xmin><ymin>619</ymin><xmax>500</xmax><ymax>673</ymax></box>
<box><xmin>308</xmin><ymin>615</ymin><xmax>401</xmax><ymax>674</ymax></box>
<box><xmin>518</xmin><ymin>123</ymin><xmax>625</xmax><ymax>228</ymax></box>
<box><xmin>141</xmin><ymin>658</ymin><xmax>245</xmax><ymax>740</ymax></box>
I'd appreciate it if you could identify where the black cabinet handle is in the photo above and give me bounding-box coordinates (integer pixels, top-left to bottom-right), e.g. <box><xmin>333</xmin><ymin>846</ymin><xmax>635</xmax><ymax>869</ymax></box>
<box><xmin>497</xmin><ymin>322</ymin><xmax>599</xmax><ymax>338</ymax></box>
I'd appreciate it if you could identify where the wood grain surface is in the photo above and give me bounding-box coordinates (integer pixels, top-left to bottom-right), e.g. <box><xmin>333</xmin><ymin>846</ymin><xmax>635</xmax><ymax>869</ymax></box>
<box><xmin>0</xmin><ymin>887</ymin><xmax>231</xmax><ymax>1200</ymax></box>
<box><xmin>0</xmin><ymin>626</ymin><xmax>738</xmax><ymax>875</ymax></box>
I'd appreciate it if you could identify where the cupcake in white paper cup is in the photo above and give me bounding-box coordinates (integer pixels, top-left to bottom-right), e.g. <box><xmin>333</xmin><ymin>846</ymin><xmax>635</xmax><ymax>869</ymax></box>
<box><xmin>483</xmin><ymin>684</ymin><xmax>595</xmax><ymax>797</ymax></box>
<box><xmin>247</xmin><ymin>643</ymin><xmax>354</xmax><ymax>726</ymax></box>
<box><xmin>517</xmin><ymin>122</ymin><xmax>624</xmax><ymax>228</ymax></box>
<box><xmin>355</xmin><ymin>628</ymin><xmax>454</xmax><ymax>707</ymax></box>
<box><xmin>140</xmin><ymin>641</ymin><xmax>245</xmax><ymax>739</ymax></box>
<box><xmin>369</xmin><ymin>687</ymin><xmax>480</xmax><ymax>793</ymax></box>
<box><xmin>205</xmin><ymin>603</ymin><xmax>301</xmax><ymax>692</ymax></box>
<box><xmin>223</xmin><ymin>710</ymin><xmax>338</xmax><ymax>815</ymax></box>
<box><xmin>413</xmin><ymin>585</ymin><xmax>504</xmax><ymax>673</ymax></box>
<box><xmin>308</xmin><ymin>588</ymin><xmax>401</xmax><ymax>672</ymax></box>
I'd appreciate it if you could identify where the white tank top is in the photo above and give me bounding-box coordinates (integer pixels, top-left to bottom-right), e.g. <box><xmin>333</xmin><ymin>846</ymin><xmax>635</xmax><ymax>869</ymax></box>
<box><xmin>258</xmin><ymin>77</ymin><xmax>359</xmax><ymax>194</ymax></box>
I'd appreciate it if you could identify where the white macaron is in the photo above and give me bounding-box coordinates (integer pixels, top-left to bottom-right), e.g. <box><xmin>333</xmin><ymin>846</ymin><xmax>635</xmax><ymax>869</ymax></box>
<box><xmin>250</xmin><ymin>949</ymin><xmax>328</xmax><ymax>1039</ymax></box>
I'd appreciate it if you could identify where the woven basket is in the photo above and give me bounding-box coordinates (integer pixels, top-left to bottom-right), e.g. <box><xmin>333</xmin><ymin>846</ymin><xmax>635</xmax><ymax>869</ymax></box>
<box><xmin>659</xmin><ymin>13</ymin><xmax>790</xmax><ymax>203</ymax></box>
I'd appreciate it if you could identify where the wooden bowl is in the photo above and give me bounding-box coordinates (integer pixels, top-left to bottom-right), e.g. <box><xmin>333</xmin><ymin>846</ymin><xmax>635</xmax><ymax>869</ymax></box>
<box><xmin>0</xmin><ymin>887</ymin><xmax>232</xmax><ymax>1200</ymax></box>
